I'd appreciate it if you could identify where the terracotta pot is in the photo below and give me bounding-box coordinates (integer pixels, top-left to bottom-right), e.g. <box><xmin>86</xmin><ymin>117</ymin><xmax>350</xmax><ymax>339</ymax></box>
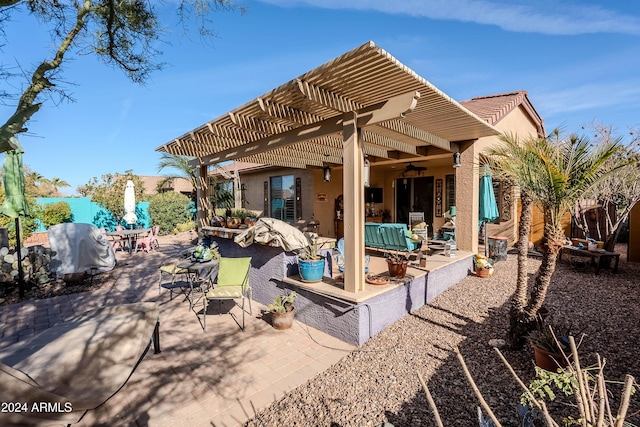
<box><xmin>271</xmin><ymin>309</ymin><xmax>295</xmax><ymax>330</ymax></box>
<box><xmin>475</xmin><ymin>268</ymin><xmax>490</xmax><ymax>278</ymax></box>
<box><xmin>531</xmin><ymin>343</ymin><xmax>568</xmax><ymax>371</ymax></box>
<box><xmin>387</xmin><ymin>259</ymin><xmax>408</xmax><ymax>278</ymax></box>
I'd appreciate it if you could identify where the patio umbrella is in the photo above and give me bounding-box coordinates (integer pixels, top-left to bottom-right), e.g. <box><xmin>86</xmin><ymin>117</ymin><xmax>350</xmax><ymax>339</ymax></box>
<box><xmin>1</xmin><ymin>137</ymin><xmax>30</xmax><ymax>297</ymax></box>
<box><xmin>479</xmin><ymin>166</ymin><xmax>499</xmax><ymax>256</ymax></box>
<box><xmin>123</xmin><ymin>180</ymin><xmax>137</xmax><ymax>229</ymax></box>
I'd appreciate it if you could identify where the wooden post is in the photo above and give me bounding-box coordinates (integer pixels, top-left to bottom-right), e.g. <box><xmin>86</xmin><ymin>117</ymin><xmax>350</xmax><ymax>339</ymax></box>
<box><xmin>342</xmin><ymin>112</ymin><xmax>366</xmax><ymax>293</ymax></box>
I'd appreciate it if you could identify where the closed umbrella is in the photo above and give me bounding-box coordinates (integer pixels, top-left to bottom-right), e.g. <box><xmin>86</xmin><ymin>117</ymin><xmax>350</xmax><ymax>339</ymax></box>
<box><xmin>479</xmin><ymin>165</ymin><xmax>499</xmax><ymax>256</ymax></box>
<box><xmin>1</xmin><ymin>137</ymin><xmax>30</xmax><ymax>297</ymax></box>
<box><xmin>123</xmin><ymin>180</ymin><xmax>137</xmax><ymax>228</ymax></box>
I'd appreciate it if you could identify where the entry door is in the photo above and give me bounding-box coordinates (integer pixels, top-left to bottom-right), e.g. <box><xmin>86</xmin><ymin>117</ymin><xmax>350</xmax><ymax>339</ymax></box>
<box><xmin>395</xmin><ymin>177</ymin><xmax>434</xmax><ymax>234</ymax></box>
<box><xmin>412</xmin><ymin>177</ymin><xmax>434</xmax><ymax>234</ymax></box>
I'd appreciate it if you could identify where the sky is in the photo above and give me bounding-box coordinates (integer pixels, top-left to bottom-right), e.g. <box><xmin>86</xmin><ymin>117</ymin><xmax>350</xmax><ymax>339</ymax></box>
<box><xmin>2</xmin><ymin>0</ymin><xmax>640</xmax><ymax>195</ymax></box>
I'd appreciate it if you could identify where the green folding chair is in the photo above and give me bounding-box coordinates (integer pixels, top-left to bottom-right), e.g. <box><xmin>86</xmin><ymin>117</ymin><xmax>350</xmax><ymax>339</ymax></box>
<box><xmin>202</xmin><ymin>257</ymin><xmax>252</xmax><ymax>331</ymax></box>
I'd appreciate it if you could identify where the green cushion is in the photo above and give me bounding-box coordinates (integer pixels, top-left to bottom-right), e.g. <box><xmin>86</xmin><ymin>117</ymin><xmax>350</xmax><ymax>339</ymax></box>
<box><xmin>159</xmin><ymin>264</ymin><xmax>188</xmax><ymax>274</ymax></box>
<box><xmin>217</xmin><ymin>257</ymin><xmax>252</xmax><ymax>287</ymax></box>
<box><xmin>206</xmin><ymin>286</ymin><xmax>244</xmax><ymax>299</ymax></box>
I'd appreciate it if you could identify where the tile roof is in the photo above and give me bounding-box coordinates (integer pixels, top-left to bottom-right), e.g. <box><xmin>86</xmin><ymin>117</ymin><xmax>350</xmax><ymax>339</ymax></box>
<box><xmin>460</xmin><ymin>91</ymin><xmax>545</xmax><ymax>136</ymax></box>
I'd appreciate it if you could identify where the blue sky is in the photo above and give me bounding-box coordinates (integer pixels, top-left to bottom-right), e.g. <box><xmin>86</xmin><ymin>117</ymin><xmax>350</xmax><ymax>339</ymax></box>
<box><xmin>2</xmin><ymin>0</ymin><xmax>640</xmax><ymax>195</ymax></box>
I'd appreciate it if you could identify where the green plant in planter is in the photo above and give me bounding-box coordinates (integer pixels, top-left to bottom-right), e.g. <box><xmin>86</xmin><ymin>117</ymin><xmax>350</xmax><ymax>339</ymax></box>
<box><xmin>298</xmin><ymin>233</ymin><xmax>326</xmax><ymax>261</ymax></box>
<box><xmin>528</xmin><ymin>321</ymin><xmax>572</xmax><ymax>354</ymax></box>
<box><xmin>267</xmin><ymin>291</ymin><xmax>297</xmax><ymax>313</ymax></box>
<box><xmin>385</xmin><ymin>251</ymin><xmax>409</xmax><ymax>263</ymax></box>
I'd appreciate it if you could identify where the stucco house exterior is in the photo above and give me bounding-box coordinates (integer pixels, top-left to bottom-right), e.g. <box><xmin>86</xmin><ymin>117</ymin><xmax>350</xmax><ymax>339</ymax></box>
<box><xmin>208</xmin><ymin>90</ymin><xmax>545</xmax><ymax>249</ymax></box>
<box><xmin>156</xmin><ymin>40</ymin><xmax>548</xmax><ymax>289</ymax></box>
<box><xmin>154</xmin><ymin>41</ymin><xmax>553</xmax><ymax>345</ymax></box>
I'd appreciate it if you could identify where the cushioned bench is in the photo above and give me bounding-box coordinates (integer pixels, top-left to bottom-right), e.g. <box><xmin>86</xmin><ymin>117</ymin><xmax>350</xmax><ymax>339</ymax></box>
<box><xmin>364</xmin><ymin>222</ymin><xmax>422</xmax><ymax>254</ymax></box>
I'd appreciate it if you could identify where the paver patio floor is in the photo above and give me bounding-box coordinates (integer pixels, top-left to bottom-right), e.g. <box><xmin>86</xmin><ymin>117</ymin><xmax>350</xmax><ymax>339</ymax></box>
<box><xmin>0</xmin><ymin>232</ymin><xmax>355</xmax><ymax>427</ymax></box>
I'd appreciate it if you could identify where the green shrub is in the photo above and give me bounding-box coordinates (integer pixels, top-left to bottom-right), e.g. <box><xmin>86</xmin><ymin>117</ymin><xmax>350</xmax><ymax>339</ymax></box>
<box><xmin>214</xmin><ymin>208</ymin><xmax>259</xmax><ymax>221</ymax></box>
<box><xmin>40</xmin><ymin>201</ymin><xmax>72</xmax><ymax>229</ymax></box>
<box><xmin>148</xmin><ymin>192</ymin><xmax>191</xmax><ymax>235</ymax></box>
<box><xmin>175</xmin><ymin>221</ymin><xmax>196</xmax><ymax>232</ymax></box>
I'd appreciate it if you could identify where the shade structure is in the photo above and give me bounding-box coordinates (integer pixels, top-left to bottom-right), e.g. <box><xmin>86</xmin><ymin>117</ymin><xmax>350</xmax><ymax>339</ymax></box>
<box><xmin>1</xmin><ymin>137</ymin><xmax>30</xmax><ymax>297</ymax></box>
<box><xmin>479</xmin><ymin>167</ymin><xmax>499</xmax><ymax>256</ymax></box>
<box><xmin>123</xmin><ymin>180</ymin><xmax>137</xmax><ymax>227</ymax></box>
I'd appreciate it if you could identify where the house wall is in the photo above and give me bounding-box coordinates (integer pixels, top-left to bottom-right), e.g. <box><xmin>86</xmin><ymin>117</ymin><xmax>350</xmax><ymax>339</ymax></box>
<box><xmin>232</xmin><ymin>105</ymin><xmax>543</xmax><ymax>247</ymax></box>
<box><xmin>472</xmin><ymin>104</ymin><xmax>544</xmax><ymax>246</ymax></box>
<box><xmin>237</xmin><ymin>167</ymin><xmax>315</xmax><ymax>220</ymax></box>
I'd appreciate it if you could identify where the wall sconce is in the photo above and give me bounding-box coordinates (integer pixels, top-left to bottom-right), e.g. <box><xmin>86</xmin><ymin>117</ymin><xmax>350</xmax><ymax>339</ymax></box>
<box><xmin>453</xmin><ymin>152</ymin><xmax>462</xmax><ymax>168</ymax></box>
<box><xmin>323</xmin><ymin>165</ymin><xmax>332</xmax><ymax>182</ymax></box>
<box><xmin>363</xmin><ymin>156</ymin><xmax>370</xmax><ymax>188</ymax></box>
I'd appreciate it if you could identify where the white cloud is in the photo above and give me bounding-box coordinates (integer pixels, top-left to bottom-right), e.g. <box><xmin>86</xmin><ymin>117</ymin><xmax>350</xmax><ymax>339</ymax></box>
<box><xmin>258</xmin><ymin>0</ymin><xmax>640</xmax><ymax>36</ymax></box>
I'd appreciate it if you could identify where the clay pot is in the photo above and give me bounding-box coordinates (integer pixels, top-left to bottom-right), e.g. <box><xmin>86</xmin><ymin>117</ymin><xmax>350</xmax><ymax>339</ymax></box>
<box><xmin>387</xmin><ymin>259</ymin><xmax>408</xmax><ymax>278</ymax></box>
<box><xmin>531</xmin><ymin>343</ymin><xmax>568</xmax><ymax>371</ymax></box>
<box><xmin>475</xmin><ymin>268</ymin><xmax>490</xmax><ymax>278</ymax></box>
<box><xmin>271</xmin><ymin>309</ymin><xmax>295</xmax><ymax>330</ymax></box>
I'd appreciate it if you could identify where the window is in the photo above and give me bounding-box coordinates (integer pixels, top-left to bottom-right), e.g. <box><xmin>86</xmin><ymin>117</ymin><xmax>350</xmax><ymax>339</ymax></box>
<box><xmin>270</xmin><ymin>175</ymin><xmax>295</xmax><ymax>222</ymax></box>
<box><xmin>445</xmin><ymin>174</ymin><xmax>455</xmax><ymax>211</ymax></box>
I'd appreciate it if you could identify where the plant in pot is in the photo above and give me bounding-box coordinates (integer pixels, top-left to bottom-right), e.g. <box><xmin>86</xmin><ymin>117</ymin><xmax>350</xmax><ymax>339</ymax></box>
<box><xmin>386</xmin><ymin>251</ymin><xmax>410</xmax><ymax>278</ymax></box>
<box><xmin>268</xmin><ymin>291</ymin><xmax>297</xmax><ymax>330</ymax></box>
<box><xmin>297</xmin><ymin>234</ymin><xmax>326</xmax><ymax>282</ymax></box>
<box><xmin>473</xmin><ymin>254</ymin><xmax>494</xmax><ymax>278</ymax></box>
<box><xmin>528</xmin><ymin>321</ymin><xmax>572</xmax><ymax>371</ymax></box>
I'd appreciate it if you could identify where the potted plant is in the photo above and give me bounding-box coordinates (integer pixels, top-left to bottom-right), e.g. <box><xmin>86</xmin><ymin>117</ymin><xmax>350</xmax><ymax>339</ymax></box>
<box><xmin>386</xmin><ymin>251</ymin><xmax>409</xmax><ymax>278</ymax></box>
<box><xmin>528</xmin><ymin>321</ymin><xmax>571</xmax><ymax>371</ymax></box>
<box><xmin>473</xmin><ymin>254</ymin><xmax>494</xmax><ymax>278</ymax></box>
<box><xmin>268</xmin><ymin>291</ymin><xmax>297</xmax><ymax>330</ymax></box>
<box><xmin>297</xmin><ymin>234</ymin><xmax>326</xmax><ymax>282</ymax></box>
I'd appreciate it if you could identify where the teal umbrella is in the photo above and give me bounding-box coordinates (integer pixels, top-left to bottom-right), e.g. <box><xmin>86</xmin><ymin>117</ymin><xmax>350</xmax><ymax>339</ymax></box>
<box><xmin>1</xmin><ymin>137</ymin><xmax>30</xmax><ymax>297</ymax></box>
<box><xmin>479</xmin><ymin>166</ymin><xmax>499</xmax><ymax>256</ymax></box>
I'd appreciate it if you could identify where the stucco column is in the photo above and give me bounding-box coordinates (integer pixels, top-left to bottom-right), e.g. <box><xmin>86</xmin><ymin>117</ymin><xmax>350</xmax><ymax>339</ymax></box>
<box><xmin>342</xmin><ymin>112</ymin><xmax>366</xmax><ymax>293</ymax></box>
<box><xmin>196</xmin><ymin>163</ymin><xmax>211</xmax><ymax>230</ymax></box>
<box><xmin>455</xmin><ymin>141</ymin><xmax>479</xmax><ymax>253</ymax></box>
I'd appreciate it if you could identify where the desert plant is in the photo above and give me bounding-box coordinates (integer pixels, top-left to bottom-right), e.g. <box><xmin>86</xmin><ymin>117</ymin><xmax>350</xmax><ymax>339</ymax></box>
<box><xmin>385</xmin><ymin>251</ymin><xmax>410</xmax><ymax>263</ymax></box>
<box><xmin>528</xmin><ymin>322</ymin><xmax>572</xmax><ymax>354</ymax></box>
<box><xmin>299</xmin><ymin>233</ymin><xmax>326</xmax><ymax>261</ymax></box>
<box><xmin>267</xmin><ymin>291</ymin><xmax>297</xmax><ymax>314</ymax></box>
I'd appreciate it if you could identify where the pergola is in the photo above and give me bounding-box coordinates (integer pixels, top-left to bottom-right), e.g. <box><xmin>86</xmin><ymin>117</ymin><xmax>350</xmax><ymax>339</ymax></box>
<box><xmin>156</xmin><ymin>41</ymin><xmax>499</xmax><ymax>293</ymax></box>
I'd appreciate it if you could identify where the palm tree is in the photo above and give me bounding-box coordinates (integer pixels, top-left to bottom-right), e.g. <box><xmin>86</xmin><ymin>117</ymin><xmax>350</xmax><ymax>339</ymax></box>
<box><xmin>157</xmin><ymin>152</ymin><xmax>233</xmax><ymax>211</ymax></box>
<box><xmin>489</xmin><ymin>130</ymin><xmax>623</xmax><ymax>348</ymax></box>
<box><xmin>157</xmin><ymin>153</ymin><xmax>198</xmax><ymax>201</ymax></box>
<box><xmin>50</xmin><ymin>177</ymin><xmax>70</xmax><ymax>195</ymax></box>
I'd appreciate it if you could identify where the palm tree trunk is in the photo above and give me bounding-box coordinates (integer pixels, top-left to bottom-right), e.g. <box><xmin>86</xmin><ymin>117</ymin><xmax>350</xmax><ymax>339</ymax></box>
<box><xmin>507</xmin><ymin>192</ymin><xmax>534</xmax><ymax>349</ymax></box>
<box><xmin>525</xmin><ymin>223</ymin><xmax>564</xmax><ymax>316</ymax></box>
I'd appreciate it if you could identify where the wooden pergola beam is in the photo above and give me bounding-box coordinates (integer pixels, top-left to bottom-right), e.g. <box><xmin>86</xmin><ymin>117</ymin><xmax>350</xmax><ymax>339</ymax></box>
<box><xmin>197</xmin><ymin>91</ymin><xmax>421</xmax><ymax>167</ymax></box>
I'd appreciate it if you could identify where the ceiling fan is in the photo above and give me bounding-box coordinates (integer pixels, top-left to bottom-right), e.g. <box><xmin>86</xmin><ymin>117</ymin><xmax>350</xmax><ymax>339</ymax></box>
<box><xmin>402</xmin><ymin>162</ymin><xmax>427</xmax><ymax>176</ymax></box>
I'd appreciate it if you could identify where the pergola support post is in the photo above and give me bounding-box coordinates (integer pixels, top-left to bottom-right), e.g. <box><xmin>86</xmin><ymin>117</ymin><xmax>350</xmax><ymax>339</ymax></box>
<box><xmin>196</xmin><ymin>163</ymin><xmax>211</xmax><ymax>231</ymax></box>
<box><xmin>342</xmin><ymin>112</ymin><xmax>366</xmax><ymax>293</ymax></box>
<box><xmin>455</xmin><ymin>142</ymin><xmax>479</xmax><ymax>253</ymax></box>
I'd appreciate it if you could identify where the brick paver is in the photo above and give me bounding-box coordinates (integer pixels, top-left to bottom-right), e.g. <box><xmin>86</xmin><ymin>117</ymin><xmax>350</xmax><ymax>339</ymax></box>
<box><xmin>0</xmin><ymin>233</ymin><xmax>355</xmax><ymax>426</ymax></box>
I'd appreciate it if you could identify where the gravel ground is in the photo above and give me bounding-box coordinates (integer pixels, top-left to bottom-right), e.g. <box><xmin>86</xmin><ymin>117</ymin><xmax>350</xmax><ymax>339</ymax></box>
<box><xmin>246</xmin><ymin>245</ymin><xmax>640</xmax><ymax>427</ymax></box>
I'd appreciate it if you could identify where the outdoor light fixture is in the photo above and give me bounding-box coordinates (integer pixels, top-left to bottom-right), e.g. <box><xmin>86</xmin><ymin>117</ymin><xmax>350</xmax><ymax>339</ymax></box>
<box><xmin>323</xmin><ymin>165</ymin><xmax>332</xmax><ymax>182</ymax></box>
<box><xmin>363</xmin><ymin>156</ymin><xmax>371</xmax><ymax>188</ymax></box>
<box><xmin>453</xmin><ymin>151</ymin><xmax>462</xmax><ymax>168</ymax></box>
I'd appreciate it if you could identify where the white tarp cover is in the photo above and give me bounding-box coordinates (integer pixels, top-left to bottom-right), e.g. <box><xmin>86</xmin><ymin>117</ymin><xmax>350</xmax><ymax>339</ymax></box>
<box><xmin>234</xmin><ymin>217</ymin><xmax>310</xmax><ymax>251</ymax></box>
<box><xmin>48</xmin><ymin>223</ymin><xmax>116</xmax><ymax>277</ymax></box>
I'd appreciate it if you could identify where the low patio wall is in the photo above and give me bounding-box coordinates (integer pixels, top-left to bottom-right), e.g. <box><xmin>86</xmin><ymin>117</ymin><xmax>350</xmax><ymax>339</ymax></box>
<box><xmin>211</xmin><ymin>235</ymin><xmax>473</xmax><ymax>346</ymax></box>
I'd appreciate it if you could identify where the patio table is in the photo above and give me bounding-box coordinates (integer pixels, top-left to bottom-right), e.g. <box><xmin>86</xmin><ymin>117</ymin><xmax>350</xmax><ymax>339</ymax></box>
<box><xmin>107</xmin><ymin>228</ymin><xmax>151</xmax><ymax>254</ymax></box>
<box><xmin>559</xmin><ymin>246</ymin><xmax>620</xmax><ymax>275</ymax></box>
<box><xmin>176</xmin><ymin>258</ymin><xmax>219</xmax><ymax>309</ymax></box>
